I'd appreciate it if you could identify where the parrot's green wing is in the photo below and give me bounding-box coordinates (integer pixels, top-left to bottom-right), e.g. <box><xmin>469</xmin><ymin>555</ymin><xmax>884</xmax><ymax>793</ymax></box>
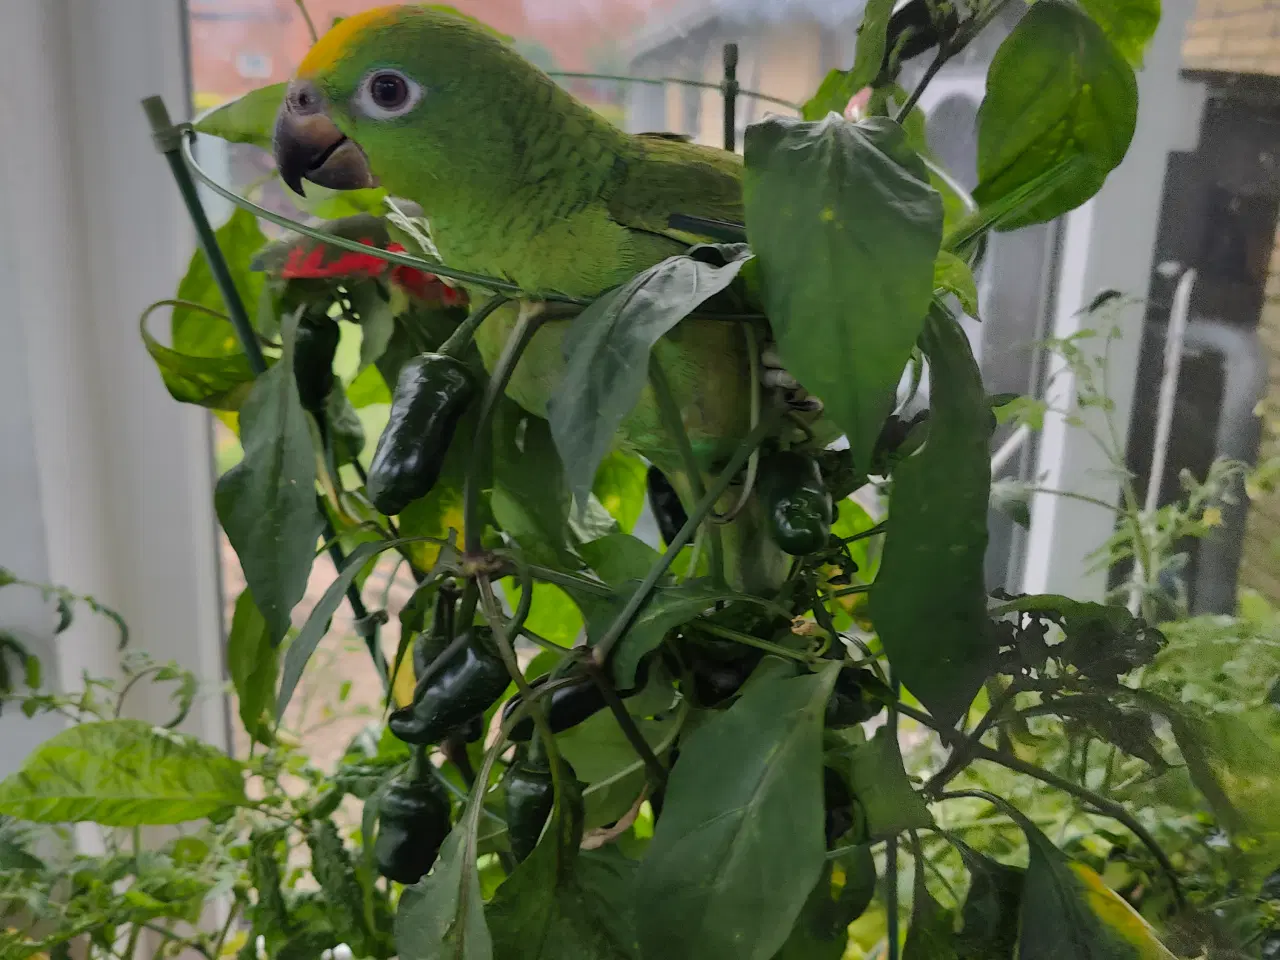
<box><xmin>607</xmin><ymin>135</ymin><xmax>745</xmax><ymax>248</ymax></box>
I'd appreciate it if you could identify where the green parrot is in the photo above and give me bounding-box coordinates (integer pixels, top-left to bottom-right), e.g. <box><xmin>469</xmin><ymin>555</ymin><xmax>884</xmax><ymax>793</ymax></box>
<box><xmin>272</xmin><ymin>4</ymin><xmax>815</xmax><ymax>592</ymax></box>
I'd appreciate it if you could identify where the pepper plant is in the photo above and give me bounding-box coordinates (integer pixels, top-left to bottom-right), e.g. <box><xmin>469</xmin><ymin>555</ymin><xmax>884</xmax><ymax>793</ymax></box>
<box><xmin>7</xmin><ymin>0</ymin><xmax>1279</xmax><ymax>957</ymax></box>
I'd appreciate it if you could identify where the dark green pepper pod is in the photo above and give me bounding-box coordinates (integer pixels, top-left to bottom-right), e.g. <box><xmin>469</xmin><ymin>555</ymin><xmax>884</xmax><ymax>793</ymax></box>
<box><xmin>501</xmin><ymin>658</ymin><xmax>651</xmax><ymax>741</ymax></box>
<box><xmin>292</xmin><ymin>314</ymin><xmax>340</xmax><ymax>414</ymax></box>
<box><xmin>646</xmin><ymin>466</ymin><xmax>688</xmax><ymax>546</ymax></box>
<box><xmin>689</xmin><ymin>647</ymin><xmax>763</xmax><ymax>708</ymax></box>
<box><xmin>388</xmin><ymin>627</ymin><xmax>510</xmax><ymax>745</ymax></box>
<box><xmin>367</xmin><ymin>353</ymin><xmax>477</xmax><ymax>516</ymax></box>
<box><xmin>502</xmin><ymin>751</ymin><xmax>577</xmax><ymax>863</ymax></box>
<box><xmin>758</xmin><ymin>450</ymin><xmax>834</xmax><ymax>555</ymax></box>
<box><xmin>825</xmin><ymin>667</ymin><xmax>889</xmax><ymax>729</ymax></box>
<box><xmin>373</xmin><ymin>765</ymin><xmax>452</xmax><ymax>884</ymax></box>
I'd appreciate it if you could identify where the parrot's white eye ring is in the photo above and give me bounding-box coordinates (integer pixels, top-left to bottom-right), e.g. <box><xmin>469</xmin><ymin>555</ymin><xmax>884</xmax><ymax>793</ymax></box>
<box><xmin>356</xmin><ymin>69</ymin><xmax>423</xmax><ymax>120</ymax></box>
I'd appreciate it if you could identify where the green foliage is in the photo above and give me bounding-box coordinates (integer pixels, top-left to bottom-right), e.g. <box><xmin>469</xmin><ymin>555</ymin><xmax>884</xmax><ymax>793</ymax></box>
<box><xmin>227</xmin><ymin>588</ymin><xmax>278</xmax><ymax>744</ymax></box>
<box><xmin>193</xmin><ymin>83</ymin><xmax>286</xmax><ymax>150</ymax></box>
<box><xmin>173</xmin><ymin>207</ymin><xmax>268</xmax><ymax>355</ymax></box>
<box><xmin>548</xmin><ymin>244</ymin><xmax>753</xmax><ymax>504</ymax></box>
<box><xmin>801</xmin><ymin>0</ymin><xmax>894</xmax><ymax>121</ymax></box>
<box><xmin>744</xmin><ymin>114</ymin><xmax>943</xmax><ymax>472</ymax></box>
<box><xmin>975</xmin><ymin>1</ymin><xmax>1138</xmax><ymax>230</ymax></box>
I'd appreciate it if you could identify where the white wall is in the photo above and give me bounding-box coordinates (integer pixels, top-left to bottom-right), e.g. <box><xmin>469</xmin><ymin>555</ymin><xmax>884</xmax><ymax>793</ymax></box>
<box><xmin>0</xmin><ymin>0</ymin><xmax>228</xmax><ymax>770</ymax></box>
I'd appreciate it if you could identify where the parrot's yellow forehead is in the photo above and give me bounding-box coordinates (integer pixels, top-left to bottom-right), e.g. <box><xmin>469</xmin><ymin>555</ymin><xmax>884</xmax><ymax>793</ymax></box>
<box><xmin>298</xmin><ymin>6</ymin><xmax>400</xmax><ymax>77</ymax></box>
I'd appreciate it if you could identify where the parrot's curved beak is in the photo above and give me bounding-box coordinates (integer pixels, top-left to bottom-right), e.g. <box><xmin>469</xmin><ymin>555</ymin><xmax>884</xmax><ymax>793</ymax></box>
<box><xmin>273</xmin><ymin>80</ymin><xmax>376</xmax><ymax>196</ymax></box>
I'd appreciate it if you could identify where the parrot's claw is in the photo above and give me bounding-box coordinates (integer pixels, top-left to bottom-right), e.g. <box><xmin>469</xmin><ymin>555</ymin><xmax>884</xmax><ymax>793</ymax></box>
<box><xmin>760</xmin><ymin>339</ymin><xmax>822</xmax><ymax>413</ymax></box>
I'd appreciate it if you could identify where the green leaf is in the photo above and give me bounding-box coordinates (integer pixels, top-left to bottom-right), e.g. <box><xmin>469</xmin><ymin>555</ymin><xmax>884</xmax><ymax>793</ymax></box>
<box><xmin>774</xmin><ymin>846</ymin><xmax>876</xmax><ymax>960</ymax></box>
<box><xmin>991</xmin><ymin>479</ymin><xmax>1032</xmax><ymax>529</ymax></box>
<box><xmin>348</xmin><ymin>281</ymin><xmax>396</xmax><ymax>369</ymax></box>
<box><xmin>492</xmin><ymin>401</ymin><xmax>575</xmax><ymax>568</ymax></box>
<box><xmin>633</xmin><ymin>664</ymin><xmax>839</xmax><ymax>960</ymax></box>
<box><xmin>395</xmin><ymin>823</ymin><xmax>493</xmax><ymax>960</ymax></box>
<box><xmin>935</xmin><ymin>251</ymin><xmax>980</xmax><ymax>318</ymax></box>
<box><xmin>954</xmin><ymin>842</ymin><xmax>1024</xmax><ymax>958</ymax></box>
<box><xmin>870</xmin><ymin>307</ymin><xmax>995</xmax><ymax>727</ymax></box>
<box><xmin>227</xmin><ymin>588</ymin><xmax>277</xmax><ymax>744</ymax></box>
<box><xmin>0</xmin><ymin>719</ymin><xmax>246</xmax><ymax>825</ymax></box>
<box><xmin>505</xmin><ymin>581</ymin><xmax>586</xmax><ymax>647</ymax></box>
<box><xmin>843</xmin><ymin>726</ymin><xmax>934</xmax><ymax>839</ymax></box>
<box><xmin>903</xmin><ymin>859</ymin><xmax>958</xmax><ymax>960</ymax></box>
<box><xmin>325</xmin><ymin>385</ymin><xmax>367</xmax><ymax>466</ymax></box>
<box><xmin>141</xmin><ymin>308</ymin><xmax>259</xmax><ymax>410</ymax></box>
<box><xmin>592</xmin><ymin>451</ymin><xmax>648</xmax><ymax>534</ymax></box>
<box><xmin>276</xmin><ymin>540</ymin><xmax>385</xmax><ymax>721</ymax></box>
<box><xmin>745</xmin><ymin>114</ymin><xmax>943</xmax><ymax>471</ymax></box>
<box><xmin>193</xmin><ymin>83</ymin><xmax>286</xmax><ymax>150</ymax></box>
<box><xmin>348</xmin><ymin>363</ymin><xmax>392</xmax><ymax>407</ymax></box>
<box><xmin>548</xmin><ymin>244</ymin><xmax>754</xmax><ymax>504</ymax></box>
<box><xmin>589</xmin><ymin>579</ymin><xmax>762</xmax><ymax>689</ymax></box>
<box><xmin>215</xmin><ymin>310</ymin><xmax>322</xmax><ymax>645</ymax></box>
<box><xmin>975</xmin><ymin>0</ymin><xmax>1138</xmax><ymax>230</ymax></box>
<box><xmin>559</xmin><ymin>704</ymin><xmax>682</xmax><ymax>830</ymax></box>
<box><xmin>1016</xmin><ymin>818</ymin><xmax>1176</xmax><ymax>958</ymax></box>
<box><xmin>173</xmin><ymin>207</ymin><xmax>268</xmax><ymax>355</ymax></box>
<box><xmin>801</xmin><ymin>0</ymin><xmax>894</xmax><ymax>121</ymax></box>
<box><xmin>1077</xmin><ymin>0</ymin><xmax>1161</xmax><ymax>68</ymax></box>
<box><xmin>579</xmin><ymin>534</ymin><xmax>661</xmax><ymax>587</ymax></box>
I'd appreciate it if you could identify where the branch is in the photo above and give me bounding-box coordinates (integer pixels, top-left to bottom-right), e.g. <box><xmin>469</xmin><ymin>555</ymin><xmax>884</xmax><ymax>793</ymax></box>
<box><xmin>581</xmin><ymin>659</ymin><xmax>668</xmax><ymax>790</ymax></box>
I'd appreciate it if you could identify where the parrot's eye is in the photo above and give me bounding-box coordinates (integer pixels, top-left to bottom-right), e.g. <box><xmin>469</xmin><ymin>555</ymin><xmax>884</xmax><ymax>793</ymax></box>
<box><xmin>356</xmin><ymin>69</ymin><xmax>423</xmax><ymax>120</ymax></box>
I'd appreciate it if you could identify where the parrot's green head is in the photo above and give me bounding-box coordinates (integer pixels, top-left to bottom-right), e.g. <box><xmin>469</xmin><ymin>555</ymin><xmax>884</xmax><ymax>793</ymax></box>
<box><xmin>273</xmin><ymin>5</ymin><xmax>554</xmax><ymax>204</ymax></box>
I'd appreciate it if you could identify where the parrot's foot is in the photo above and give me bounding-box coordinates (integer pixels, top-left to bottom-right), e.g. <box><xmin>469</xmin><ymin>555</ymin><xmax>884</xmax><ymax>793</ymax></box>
<box><xmin>761</xmin><ymin>341</ymin><xmax>823</xmax><ymax>413</ymax></box>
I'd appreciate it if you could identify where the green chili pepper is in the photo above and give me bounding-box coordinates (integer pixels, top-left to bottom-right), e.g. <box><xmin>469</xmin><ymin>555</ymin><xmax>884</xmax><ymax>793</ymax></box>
<box><xmin>367</xmin><ymin>353</ymin><xmax>477</xmax><ymax>516</ymax></box>
<box><xmin>647</xmin><ymin>466</ymin><xmax>689</xmax><ymax>546</ymax></box>
<box><xmin>758</xmin><ymin>450</ymin><xmax>834</xmax><ymax>555</ymax></box>
<box><xmin>292</xmin><ymin>313</ymin><xmax>340</xmax><ymax>414</ymax></box>
<box><xmin>502</xmin><ymin>750</ymin><xmax>578</xmax><ymax>862</ymax></box>
<box><xmin>373</xmin><ymin>758</ymin><xmax>452</xmax><ymax>884</ymax></box>
<box><xmin>389</xmin><ymin>626</ymin><xmax>510</xmax><ymax>745</ymax></box>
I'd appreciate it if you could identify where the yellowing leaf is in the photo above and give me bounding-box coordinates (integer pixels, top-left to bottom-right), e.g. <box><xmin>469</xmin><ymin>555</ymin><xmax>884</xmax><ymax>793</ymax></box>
<box><xmin>1066</xmin><ymin>863</ymin><xmax>1176</xmax><ymax>959</ymax></box>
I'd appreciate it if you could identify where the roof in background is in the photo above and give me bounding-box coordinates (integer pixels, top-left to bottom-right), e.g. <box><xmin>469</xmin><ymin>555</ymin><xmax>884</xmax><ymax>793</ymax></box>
<box><xmin>630</xmin><ymin>0</ymin><xmax>868</xmax><ymax>59</ymax></box>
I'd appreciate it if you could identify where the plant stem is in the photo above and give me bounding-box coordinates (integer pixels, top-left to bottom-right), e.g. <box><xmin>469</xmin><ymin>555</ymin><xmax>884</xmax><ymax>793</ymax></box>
<box><xmin>649</xmin><ymin>357</ymin><xmax>724</xmax><ymax>585</ymax></box>
<box><xmin>693</xmin><ymin>619</ymin><xmax>813</xmax><ymax>663</ymax></box>
<box><xmin>840</xmin><ymin>522</ymin><xmax>887</xmax><ymax>545</ymax></box>
<box><xmin>924</xmin><ymin>683</ymin><xmax>1020</xmax><ymax>795</ymax></box>
<box><xmin>829</xmin><ymin>583</ymin><xmax>874</xmax><ymax>599</ymax></box>
<box><xmin>464</xmin><ymin>305</ymin><xmax>546</xmax><ymax>555</ymax></box>
<box><xmin>524</xmin><ymin>565</ymin><xmax>614</xmax><ymax>598</ymax></box>
<box><xmin>896</xmin><ymin>702</ymin><xmax>1185</xmax><ymax>907</ymax></box>
<box><xmin>1022</xmin><ymin>487</ymin><xmax>1121</xmax><ymax>514</ymax></box>
<box><xmin>886</xmin><ymin>679</ymin><xmax>902</xmax><ymax>960</ymax></box>
<box><xmin>896</xmin><ymin>45</ymin><xmax>948</xmax><ymax>121</ymax></box>
<box><xmin>293</xmin><ymin>0</ymin><xmax>318</xmax><ymax>42</ymax></box>
<box><xmin>440</xmin><ymin>295</ymin><xmax>508</xmax><ymax>359</ymax></box>
<box><xmin>581</xmin><ymin>658</ymin><xmax>668</xmax><ymax>789</ymax></box>
<box><xmin>593</xmin><ymin>405</ymin><xmax>787</xmax><ymax>666</ymax></box>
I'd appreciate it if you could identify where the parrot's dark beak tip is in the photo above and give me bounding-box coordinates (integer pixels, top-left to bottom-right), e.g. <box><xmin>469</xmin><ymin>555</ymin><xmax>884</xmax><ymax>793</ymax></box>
<box><xmin>273</xmin><ymin>83</ymin><xmax>375</xmax><ymax>195</ymax></box>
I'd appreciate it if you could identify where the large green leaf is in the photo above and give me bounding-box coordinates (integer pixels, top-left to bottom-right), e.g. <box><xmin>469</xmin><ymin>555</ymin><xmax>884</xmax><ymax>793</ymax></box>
<box><xmin>492</xmin><ymin>400</ymin><xmax>576</xmax><ymax>568</ymax></box>
<box><xmin>0</xmin><ymin>720</ymin><xmax>246</xmax><ymax>825</ymax></box>
<box><xmin>227</xmin><ymin>588</ymin><xmax>277</xmax><ymax>744</ymax></box>
<box><xmin>870</xmin><ymin>307</ymin><xmax>994</xmax><ymax>727</ymax></box>
<box><xmin>215</xmin><ymin>310</ymin><xmax>322</xmax><ymax>645</ymax></box>
<box><xmin>141</xmin><ymin>308</ymin><xmax>259</xmax><ymax>410</ymax></box>
<box><xmin>396</xmin><ymin>824</ymin><xmax>493</xmax><ymax>960</ymax></box>
<box><xmin>276</xmin><ymin>540</ymin><xmax>386</xmax><ymax>721</ymax></box>
<box><xmin>633</xmin><ymin>664</ymin><xmax>839</xmax><ymax>960</ymax></box>
<box><xmin>559</xmin><ymin>703</ymin><xmax>682</xmax><ymax>830</ymax></box>
<box><xmin>193</xmin><ymin>83</ymin><xmax>286</xmax><ymax>150</ymax></box>
<box><xmin>548</xmin><ymin>244</ymin><xmax>753</xmax><ymax>504</ymax></box>
<box><xmin>842</xmin><ymin>726</ymin><xmax>934</xmax><ymax>840</ymax></box>
<box><xmin>975</xmin><ymin>0</ymin><xmax>1138</xmax><ymax>230</ymax></box>
<box><xmin>745</xmin><ymin>114</ymin><xmax>943</xmax><ymax>472</ymax></box>
<box><xmin>592</xmin><ymin>451</ymin><xmax>648</xmax><ymax>534</ymax></box>
<box><xmin>1016</xmin><ymin>817</ymin><xmax>1176</xmax><ymax>958</ymax></box>
<box><xmin>1077</xmin><ymin>0</ymin><xmax>1161</xmax><ymax>68</ymax></box>
<box><xmin>801</xmin><ymin>0</ymin><xmax>895</xmax><ymax>121</ymax></box>
<box><xmin>954</xmin><ymin>842</ymin><xmax>1024</xmax><ymax>957</ymax></box>
<box><xmin>773</xmin><ymin>846</ymin><xmax>876</xmax><ymax>960</ymax></box>
<box><xmin>173</xmin><ymin>207</ymin><xmax>268</xmax><ymax>355</ymax></box>
<box><xmin>579</xmin><ymin>534</ymin><xmax>661</xmax><ymax>587</ymax></box>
